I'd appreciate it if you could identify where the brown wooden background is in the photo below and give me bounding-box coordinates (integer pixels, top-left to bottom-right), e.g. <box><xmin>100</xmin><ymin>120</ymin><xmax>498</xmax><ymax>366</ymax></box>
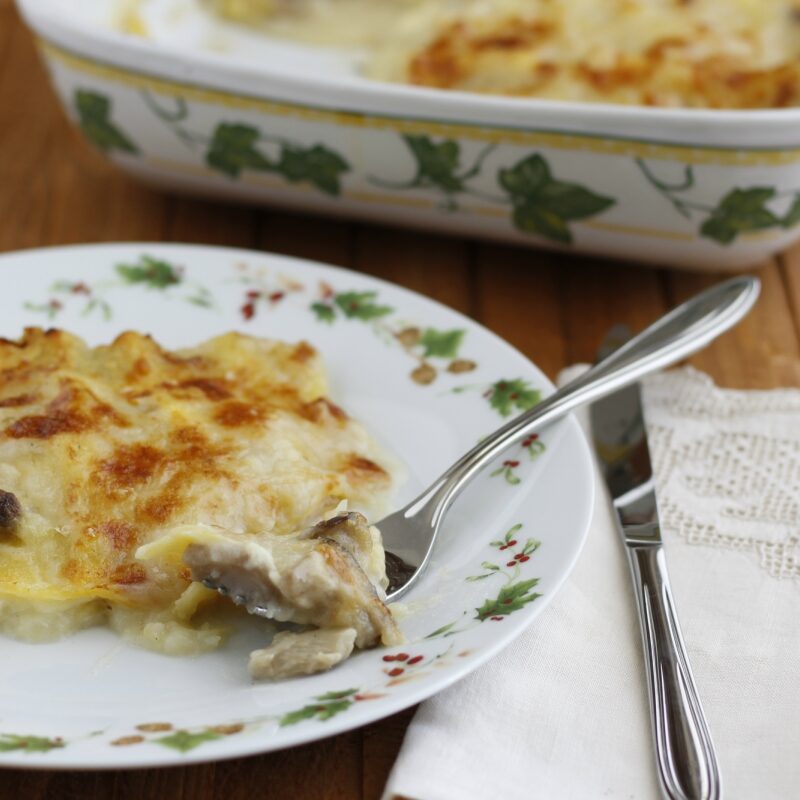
<box><xmin>2</xmin><ymin>1</ymin><xmax>799</xmax><ymax>797</ymax></box>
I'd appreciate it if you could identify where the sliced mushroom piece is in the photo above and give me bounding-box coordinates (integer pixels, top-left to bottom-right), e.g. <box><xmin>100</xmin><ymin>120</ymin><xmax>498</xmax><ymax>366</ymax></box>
<box><xmin>0</xmin><ymin>490</ymin><xmax>21</xmax><ymax>529</ymax></box>
<box><xmin>249</xmin><ymin>627</ymin><xmax>357</xmax><ymax>680</ymax></box>
<box><xmin>182</xmin><ymin>533</ymin><xmax>402</xmax><ymax>649</ymax></box>
<box><xmin>306</xmin><ymin>511</ymin><xmax>388</xmax><ymax>591</ymax></box>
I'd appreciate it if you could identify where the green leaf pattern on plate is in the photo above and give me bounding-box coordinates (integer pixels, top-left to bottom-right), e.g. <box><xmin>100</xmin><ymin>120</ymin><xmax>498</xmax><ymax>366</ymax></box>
<box><xmin>22</xmin><ymin>255</ymin><xmax>211</xmax><ymax>320</ymax></box>
<box><xmin>154</xmin><ymin>730</ymin><xmax>223</xmax><ymax>753</ymax></box>
<box><xmin>0</xmin><ymin>734</ymin><xmax>65</xmax><ymax>753</ymax></box>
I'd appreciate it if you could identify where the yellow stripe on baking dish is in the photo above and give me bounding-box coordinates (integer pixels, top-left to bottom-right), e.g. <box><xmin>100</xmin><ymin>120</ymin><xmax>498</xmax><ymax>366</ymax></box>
<box><xmin>42</xmin><ymin>40</ymin><xmax>800</xmax><ymax>168</ymax></box>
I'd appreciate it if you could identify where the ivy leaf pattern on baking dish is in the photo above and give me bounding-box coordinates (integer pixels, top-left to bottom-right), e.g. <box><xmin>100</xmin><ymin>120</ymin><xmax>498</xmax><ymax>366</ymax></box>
<box><xmin>206</xmin><ymin>123</ymin><xmax>272</xmax><ymax>178</ymax></box>
<box><xmin>701</xmin><ymin>188</ymin><xmax>785</xmax><ymax>244</ymax></box>
<box><xmin>636</xmin><ymin>160</ymin><xmax>800</xmax><ymax>244</ymax></box>
<box><xmin>276</xmin><ymin>145</ymin><xmax>350</xmax><ymax>196</ymax></box>
<box><xmin>74</xmin><ymin>90</ymin><xmax>138</xmax><ymax>155</ymax></box>
<box><xmin>204</xmin><ymin>122</ymin><xmax>350</xmax><ymax>194</ymax></box>
<box><xmin>369</xmin><ymin>135</ymin><xmax>496</xmax><ymax>210</ymax></box>
<box><xmin>499</xmin><ymin>154</ymin><xmax>616</xmax><ymax>244</ymax></box>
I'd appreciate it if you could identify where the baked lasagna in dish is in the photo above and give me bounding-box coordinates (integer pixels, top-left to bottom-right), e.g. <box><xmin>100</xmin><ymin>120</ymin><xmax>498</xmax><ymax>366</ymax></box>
<box><xmin>0</xmin><ymin>328</ymin><xmax>401</xmax><ymax>678</ymax></box>
<box><xmin>207</xmin><ymin>0</ymin><xmax>800</xmax><ymax>108</ymax></box>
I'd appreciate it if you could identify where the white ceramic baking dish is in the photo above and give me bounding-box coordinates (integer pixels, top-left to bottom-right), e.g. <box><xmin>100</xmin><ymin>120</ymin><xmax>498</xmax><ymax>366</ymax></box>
<box><xmin>18</xmin><ymin>0</ymin><xmax>800</xmax><ymax>269</ymax></box>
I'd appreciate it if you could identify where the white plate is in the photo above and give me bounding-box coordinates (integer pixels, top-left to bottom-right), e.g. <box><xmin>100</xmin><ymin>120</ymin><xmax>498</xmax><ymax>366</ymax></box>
<box><xmin>0</xmin><ymin>243</ymin><xmax>593</xmax><ymax>769</ymax></box>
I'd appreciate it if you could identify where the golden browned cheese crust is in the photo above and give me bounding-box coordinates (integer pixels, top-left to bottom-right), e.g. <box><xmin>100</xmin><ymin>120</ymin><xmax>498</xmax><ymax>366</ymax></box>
<box><xmin>0</xmin><ymin>328</ymin><xmax>392</xmax><ymax>628</ymax></box>
<box><xmin>204</xmin><ymin>0</ymin><xmax>800</xmax><ymax>109</ymax></box>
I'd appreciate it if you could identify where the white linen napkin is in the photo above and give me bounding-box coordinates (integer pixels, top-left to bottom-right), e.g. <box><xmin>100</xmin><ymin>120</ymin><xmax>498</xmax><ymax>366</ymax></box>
<box><xmin>383</xmin><ymin>367</ymin><xmax>800</xmax><ymax>800</ymax></box>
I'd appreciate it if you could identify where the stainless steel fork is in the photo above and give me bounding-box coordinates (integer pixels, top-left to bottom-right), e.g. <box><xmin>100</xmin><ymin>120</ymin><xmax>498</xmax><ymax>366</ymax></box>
<box><xmin>380</xmin><ymin>275</ymin><xmax>759</xmax><ymax>600</ymax></box>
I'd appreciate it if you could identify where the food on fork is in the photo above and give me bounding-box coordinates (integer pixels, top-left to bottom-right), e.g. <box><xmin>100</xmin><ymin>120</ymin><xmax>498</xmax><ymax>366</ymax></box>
<box><xmin>0</xmin><ymin>327</ymin><xmax>401</xmax><ymax>678</ymax></box>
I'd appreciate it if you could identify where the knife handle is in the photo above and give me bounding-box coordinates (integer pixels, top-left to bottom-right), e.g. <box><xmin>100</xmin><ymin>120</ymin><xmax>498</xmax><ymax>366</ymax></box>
<box><xmin>626</xmin><ymin>544</ymin><xmax>722</xmax><ymax>800</ymax></box>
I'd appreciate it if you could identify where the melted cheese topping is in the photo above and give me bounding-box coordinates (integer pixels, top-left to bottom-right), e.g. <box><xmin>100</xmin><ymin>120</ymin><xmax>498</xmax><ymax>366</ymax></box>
<box><xmin>209</xmin><ymin>0</ymin><xmax>800</xmax><ymax>108</ymax></box>
<box><xmin>0</xmin><ymin>328</ymin><xmax>394</xmax><ymax>655</ymax></box>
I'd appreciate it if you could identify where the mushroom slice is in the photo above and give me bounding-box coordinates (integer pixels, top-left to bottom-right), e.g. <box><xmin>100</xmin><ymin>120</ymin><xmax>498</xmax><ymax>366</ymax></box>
<box><xmin>137</xmin><ymin>520</ymin><xmax>403</xmax><ymax>653</ymax></box>
<box><xmin>249</xmin><ymin>627</ymin><xmax>357</xmax><ymax>680</ymax></box>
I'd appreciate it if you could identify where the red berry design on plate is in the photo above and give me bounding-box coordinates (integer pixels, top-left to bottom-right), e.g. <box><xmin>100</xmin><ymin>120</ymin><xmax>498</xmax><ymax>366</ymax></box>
<box><xmin>519</xmin><ymin>556</ymin><xmax>530</xmax><ymax>563</ymax></box>
<box><xmin>407</xmin><ymin>656</ymin><xmax>423</xmax><ymax>665</ymax></box>
<box><xmin>395</xmin><ymin>653</ymin><xmax>409</xmax><ymax>662</ymax></box>
<box><xmin>387</xmin><ymin>668</ymin><xmax>404</xmax><ymax>677</ymax></box>
<box><xmin>269</xmin><ymin>291</ymin><xmax>285</xmax><ymax>303</ymax></box>
<box><xmin>241</xmin><ymin>302</ymin><xmax>255</xmax><ymax>320</ymax></box>
<box><xmin>506</xmin><ymin>561</ymin><xmax>516</xmax><ymax>567</ymax></box>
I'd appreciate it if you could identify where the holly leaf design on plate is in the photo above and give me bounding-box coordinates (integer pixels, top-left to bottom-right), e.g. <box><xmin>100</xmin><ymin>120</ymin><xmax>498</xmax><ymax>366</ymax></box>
<box><xmin>487</xmin><ymin>379</ymin><xmax>541</xmax><ymax>417</ymax></box>
<box><xmin>276</xmin><ymin>145</ymin><xmax>350</xmax><ymax>196</ymax></box>
<box><xmin>475</xmin><ymin>578</ymin><xmax>542</xmax><ymax>621</ymax></box>
<box><xmin>334</xmin><ymin>291</ymin><xmax>393</xmax><ymax>321</ymax></box>
<box><xmin>154</xmin><ymin>730</ymin><xmax>222</xmax><ymax>753</ymax></box>
<box><xmin>700</xmin><ymin>188</ymin><xmax>781</xmax><ymax>244</ymax></box>
<box><xmin>74</xmin><ymin>90</ymin><xmax>138</xmax><ymax>154</ymax></box>
<box><xmin>116</xmin><ymin>255</ymin><xmax>182</xmax><ymax>288</ymax></box>
<box><xmin>316</xmin><ymin>689</ymin><xmax>359</xmax><ymax>701</ymax></box>
<box><xmin>0</xmin><ymin>734</ymin><xmax>65</xmax><ymax>752</ymax></box>
<box><xmin>419</xmin><ymin>328</ymin><xmax>465</xmax><ymax>359</ymax></box>
<box><xmin>499</xmin><ymin>154</ymin><xmax>614</xmax><ymax>243</ymax></box>
<box><xmin>311</xmin><ymin>302</ymin><xmax>337</xmax><ymax>323</ymax></box>
<box><xmin>279</xmin><ymin>689</ymin><xmax>358</xmax><ymax>727</ymax></box>
<box><xmin>425</xmin><ymin>621</ymin><xmax>460</xmax><ymax>639</ymax></box>
<box><xmin>206</xmin><ymin>123</ymin><xmax>272</xmax><ymax>178</ymax></box>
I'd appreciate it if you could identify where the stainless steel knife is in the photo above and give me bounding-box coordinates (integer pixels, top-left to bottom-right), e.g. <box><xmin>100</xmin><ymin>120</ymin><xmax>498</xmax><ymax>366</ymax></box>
<box><xmin>591</xmin><ymin>325</ymin><xmax>722</xmax><ymax>800</ymax></box>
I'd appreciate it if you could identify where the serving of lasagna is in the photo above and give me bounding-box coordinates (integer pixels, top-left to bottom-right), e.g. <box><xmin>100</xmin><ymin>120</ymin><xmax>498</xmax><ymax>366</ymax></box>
<box><xmin>0</xmin><ymin>327</ymin><xmax>401</xmax><ymax>679</ymax></box>
<box><xmin>206</xmin><ymin>0</ymin><xmax>800</xmax><ymax>108</ymax></box>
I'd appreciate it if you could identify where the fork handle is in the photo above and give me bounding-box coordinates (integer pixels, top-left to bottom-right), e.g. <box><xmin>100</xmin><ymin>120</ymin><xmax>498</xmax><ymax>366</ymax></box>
<box><xmin>400</xmin><ymin>276</ymin><xmax>759</xmax><ymax>532</ymax></box>
<box><xmin>626</xmin><ymin>544</ymin><xmax>722</xmax><ymax>800</ymax></box>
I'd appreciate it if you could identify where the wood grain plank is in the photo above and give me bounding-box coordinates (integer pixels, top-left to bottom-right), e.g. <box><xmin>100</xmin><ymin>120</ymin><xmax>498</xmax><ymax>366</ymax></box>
<box><xmin>353</xmin><ymin>226</ymin><xmax>471</xmax><ymax>311</ymax></box>
<box><xmin>666</xmin><ymin>261</ymin><xmax>800</xmax><ymax>388</ymax></box>
<box><xmin>778</xmin><ymin>244</ymin><xmax>800</xmax><ymax>357</ymax></box>
<box><xmin>361</xmin><ymin>708</ymin><xmax>416</xmax><ymax>800</ymax></box>
<box><xmin>0</xmin><ymin>2</ymin><xmax>58</xmax><ymax>250</ymax></box>
<box><xmin>165</xmin><ymin>197</ymin><xmax>258</xmax><ymax>247</ymax></box>
<box><xmin>258</xmin><ymin>210</ymin><xmax>354</xmax><ymax>267</ymax></box>
<box><xmin>558</xmin><ymin>257</ymin><xmax>668</xmax><ymax>366</ymax></box>
<box><xmin>0</xmin><ymin>3</ymin><xmax>166</xmax><ymax>249</ymax></box>
<box><xmin>473</xmin><ymin>245</ymin><xmax>566</xmax><ymax>380</ymax></box>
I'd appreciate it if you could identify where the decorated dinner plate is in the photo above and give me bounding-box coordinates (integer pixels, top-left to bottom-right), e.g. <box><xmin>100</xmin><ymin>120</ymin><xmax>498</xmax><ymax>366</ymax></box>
<box><xmin>0</xmin><ymin>242</ymin><xmax>593</xmax><ymax>769</ymax></box>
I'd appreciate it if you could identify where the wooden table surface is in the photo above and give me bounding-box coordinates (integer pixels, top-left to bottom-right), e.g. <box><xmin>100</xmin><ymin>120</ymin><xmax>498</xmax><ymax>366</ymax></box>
<box><xmin>2</xmin><ymin>2</ymin><xmax>800</xmax><ymax>798</ymax></box>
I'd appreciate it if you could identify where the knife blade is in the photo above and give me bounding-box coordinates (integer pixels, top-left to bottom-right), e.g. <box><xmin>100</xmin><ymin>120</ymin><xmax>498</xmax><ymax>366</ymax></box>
<box><xmin>590</xmin><ymin>326</ymin><xmax>722</xmax><ymax>800</ymax></box>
